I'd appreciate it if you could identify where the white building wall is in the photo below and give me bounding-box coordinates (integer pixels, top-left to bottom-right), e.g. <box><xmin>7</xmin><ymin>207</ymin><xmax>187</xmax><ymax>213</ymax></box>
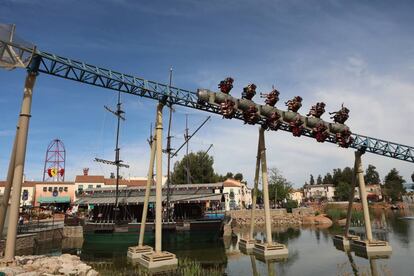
<box><xmin>0</xmin><ymin>186</ymin><xmax>35</xmax><ymax>207</ymax></box>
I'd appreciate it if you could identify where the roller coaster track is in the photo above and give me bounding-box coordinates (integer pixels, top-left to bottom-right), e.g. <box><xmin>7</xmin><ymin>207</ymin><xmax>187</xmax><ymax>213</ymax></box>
<box><xmin>1</xmin><ymin>40</ymin><xmax>413</xmax><ymax>163</ymax></box>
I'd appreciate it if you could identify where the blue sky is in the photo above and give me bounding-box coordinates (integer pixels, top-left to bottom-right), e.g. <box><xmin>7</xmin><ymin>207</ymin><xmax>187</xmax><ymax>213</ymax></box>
<box><xmin>1</xmin><ymin>0</ymin><xmax>413</xmax><ymax>187</ymax></box>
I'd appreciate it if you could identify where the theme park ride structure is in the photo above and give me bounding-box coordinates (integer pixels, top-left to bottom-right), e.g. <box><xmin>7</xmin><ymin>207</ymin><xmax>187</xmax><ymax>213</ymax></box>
<box><xmin>0</xmin><ymin>24</ymin><xmax>413</xmax><ymax>268</ymax></box>
<box><xmin>42</xmin><ymin>138</ymin><xmax>66</xmax><ymax>182</ymax></box>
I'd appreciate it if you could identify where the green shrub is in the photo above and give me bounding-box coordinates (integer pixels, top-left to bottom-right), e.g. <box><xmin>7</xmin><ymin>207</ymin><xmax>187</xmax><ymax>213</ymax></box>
<box><xmin>284</xmin><ymin>200</ymin><xmax>298</xmax><ymax>212</ymax></box>
<box><xmin>179</xmin><ymin>258</ymin><xmax>222</xmax><ymax>276</ymax></box>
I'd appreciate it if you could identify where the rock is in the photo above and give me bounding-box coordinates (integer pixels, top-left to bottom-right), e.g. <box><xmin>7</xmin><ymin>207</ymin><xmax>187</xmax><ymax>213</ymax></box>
<box><xmin>1</xmin><ymin>255</ymin><xmax>98</xmax><ymax>276</ymax></box>
<box><xmin>314</xmin><ymin>215</ymin><xmax>333</xmax><ymax>226</ymax></box>
<box><xmin>86</xmin><ymin>269</ymin><xmax>99</xmax><ymax>276</ymax></box>
<box><xmin>0</xmin><ymin>266</ymin><xmax>26</xmax><ymax>276</ymax></box>
<box><xmin>16</xmin><ymin>272</ymin><xmax>39</xmax><ymax>276</ymax></box>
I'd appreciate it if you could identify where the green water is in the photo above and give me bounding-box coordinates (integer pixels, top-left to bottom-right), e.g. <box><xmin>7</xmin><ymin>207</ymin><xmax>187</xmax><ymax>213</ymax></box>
<box><xmin>30</xmin><ymin>209</ymin><xmax>414</xmax><ymax>275</ymax></box>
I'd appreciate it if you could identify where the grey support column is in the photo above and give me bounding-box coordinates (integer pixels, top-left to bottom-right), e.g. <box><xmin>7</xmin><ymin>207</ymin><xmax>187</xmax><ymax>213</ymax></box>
<box><xmin>355</xmin><ymin>150</ymin><xmax>373</xmax><ymax>242</ymax></box>
<box><xmin>259</xmin><ymin>127</ymin><xmax>273</xmax><ymax>245</ymax></box>
<box><xmin>344</xmin><ymin>152</ymin><xmax>359</xmax><ymax>237</ymax></box>
<box><xmin>249</xmin><ymin>127</ymin><xmax>262</xmax><ymax>241</ymax></box>
<box><xmin>4</xmin><ymin>59</ymin><xmax>39</xmax><ymax>260</ymax></box>
<box><xmin>0</xmin><ymin>127</ymin><xmax>18</xmax><ymax>238</ymax></box>
<box><xmin>138</xmin><ymin>135</ymin><xmax>156</xmax><ymax>246</ymax></box>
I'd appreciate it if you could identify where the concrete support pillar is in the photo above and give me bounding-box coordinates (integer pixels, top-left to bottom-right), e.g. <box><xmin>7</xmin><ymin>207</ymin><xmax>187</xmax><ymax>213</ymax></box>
<box><xmin>259</xmin><ymin>127</ymin><xmax>272</xmax><ymax>245</ymax></box>
<box><xmin>344</xmin><ymin>152</ymin><xmax>359</xmax><ymax>237</ymax></box>
<box><xmin>355</xmin><ymin>151</ymin><xmax>373</xmax><ymax>242</ymax></box>
<box><xmin>138</xmin><ymin>135</ymin><xmax>156</xmax><ymax>246</ymax></box>
<box><xmin>4</xmin><ymin>70</ymin><xmax>37</xmax><ymax>260</ymax></box>
<box><xmin>154</xmin><ymin>103</ymin><xmax>164</xmax><ymax>253</ymax></box>
<box><xmin>0</xmin><ymin>127</ymin><xmax>18</xmax><ymax>238</ymax></box>
<box><xmin>249</xmin><ymin>128</ymin><xmax>262</xmax><ymax>240</ymax></box>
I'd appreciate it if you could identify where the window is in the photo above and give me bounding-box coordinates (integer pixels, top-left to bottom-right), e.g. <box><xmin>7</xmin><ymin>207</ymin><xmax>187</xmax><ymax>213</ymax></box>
<box><xmin>88</xmin><ymin>184</ymin><xmax>93</xmax><ymax>189</ymax></box>
<box><xmin>54</xmin><ymin>187</ymin><xmax>58</xmax><ymax>191</ymax></box>
<box><xmin>48</xmin><ymin>187</ymin><xmax>52</xmax><ymax>192</ymax></box>
<box><xmin>78</xmin><ymin>185</ymin><xmax>84</xmax><ymax>194</ymax></box>
<box><xmin>64</xmin><ymin>187</ymin><xmax>68</xmax><ymax>192</ymax></box>
<box><xmin>43</xmin><ymin>187</ymin><xmax>47</xmax><ymax>192</ymax></box>
<box><xmin>59</xmin><ymin>187</ymin><xmax>63</xmax><ymax>192</ymax></box>
<box><xmin>97</xmin><ymin>185</ymin><xmax>101</xmax><ymax>188</ymax></box>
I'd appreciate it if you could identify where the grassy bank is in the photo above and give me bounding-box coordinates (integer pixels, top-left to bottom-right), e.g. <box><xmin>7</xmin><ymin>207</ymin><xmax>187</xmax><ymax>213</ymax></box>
<box><xmin>324</xmin><ymin>204</ymin><xmax>364</xmax><ymax>224</ymax></box>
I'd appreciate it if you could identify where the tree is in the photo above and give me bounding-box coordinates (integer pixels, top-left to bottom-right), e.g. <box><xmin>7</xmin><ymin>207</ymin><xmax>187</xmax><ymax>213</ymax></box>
<box><xmin>322</xmin><ymin>173</ymin><xmax>333</xmax><ymax>184</ymax></box>
<box><xmin>234</xmin><ymin>173</ymin><xmax>243</xmax><ymax>181</ymax></box>
<box><xmin>268</xmin><ymin>168</ymin><xmax>292</xmax><ymax>202</ymax></box>
<box><xmin>225</xmin><ymin>172</ymin><xmax>234</xmax><ymax>179</ymax></box>
<box><xmin>309</xmin><ymin>175</ymin><xmax>315</xmax><ymax>185</ymax></box>
<box><xmin>171</xmin><ymin>151</ymin><xmax>220</xmax><ymax>184</ymax></box>
<box><xmin>335</xmin><ymin>181</ymin><xmax>351</xmax><ymax>201</ymax></box>
<box><xmin>316</xmin><ymin>175</ymin><xmax>322</xmax><ymax>185</ymax></box>
<box><xmin>252</xmin><ymin>187</ymin><xmax>263</xmax><ymax>204</ymax></box>
<box><xmin>332</xmin><ymin>168</ymin><xmax>342</xmax><ymax>186</ymax></box>
<box><xmin>365</xmin><ymin>165</ymin><xmax>380</xmax><ymax>184</ymax></box>
<box><xmin>340</xmin><ymin>167</ymin><xmax>353</xmax><ymax>184</ymax></box>
<box><xmin>383</xmin><ymin>168</ymin><xmax>406</xmax><ymax>202</ymax></box>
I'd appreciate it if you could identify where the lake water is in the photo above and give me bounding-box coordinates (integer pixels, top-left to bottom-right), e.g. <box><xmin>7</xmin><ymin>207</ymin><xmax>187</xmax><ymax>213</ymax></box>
<box><xmin>30</xmin><ymin>209</ymin><xmax>414</xmax><ymax>275</ymax></box>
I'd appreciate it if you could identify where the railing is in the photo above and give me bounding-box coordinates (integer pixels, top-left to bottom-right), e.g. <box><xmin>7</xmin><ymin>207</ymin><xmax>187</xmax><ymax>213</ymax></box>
<box><xmin>17</xmin><ymin>220</ymin><xmax>64</xmax><ymax>234</ymax></box>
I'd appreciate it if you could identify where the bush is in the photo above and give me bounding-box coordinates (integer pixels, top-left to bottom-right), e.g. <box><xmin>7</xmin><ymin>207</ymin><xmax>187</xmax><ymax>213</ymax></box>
<box><xmin>179</xmin><ymin>258</ymin><xmax>222</xmax><ymax>276</ymax></box>
<box><xmin>351</xmin><ymin>210</ymin><xmax>364</xmax><ymax>224</ymax></box>
<box><xmin>284</xmin><ymin>200</ymin><xmax>298</xmax><ymax>213</ymax></box>
<box><xmin>324</xmin><ymin>204</ymin><xmax>347</xmax><ymax>221</ymax></box>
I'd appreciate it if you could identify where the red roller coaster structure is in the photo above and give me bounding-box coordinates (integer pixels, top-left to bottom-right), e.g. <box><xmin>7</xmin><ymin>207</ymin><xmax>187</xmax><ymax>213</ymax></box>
<box><xmin>42</xmin><ymin>138</ymin><xmax>66</xmax><ymax>182</ymax></box>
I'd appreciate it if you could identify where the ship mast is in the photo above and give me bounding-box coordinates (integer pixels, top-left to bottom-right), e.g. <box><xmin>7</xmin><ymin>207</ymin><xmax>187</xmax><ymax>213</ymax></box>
<box><xmin>95</xmin><ymin>91</ymin><xmax>129</xmax><ymax>223</ymax></box>
<box><xmin>166</xmin><ymin>67</ymin><xmax>174</xmax><ymax>222</ymax></box>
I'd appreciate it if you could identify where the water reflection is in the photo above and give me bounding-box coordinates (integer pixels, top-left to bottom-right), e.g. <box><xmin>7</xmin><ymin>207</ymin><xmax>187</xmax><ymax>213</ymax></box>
<box><xmin>333</xmin><ymin>235</ymin><xmax>392</xmax><ymax>276</ymax></box>
<box><xmin>31</xmin><ymin>209</ymin><xmax>413</xmax><ymax>275</ymax></box>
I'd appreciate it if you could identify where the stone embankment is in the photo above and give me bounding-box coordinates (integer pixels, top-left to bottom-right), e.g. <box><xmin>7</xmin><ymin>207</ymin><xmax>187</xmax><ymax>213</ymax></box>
<box><xmin>226</xmin><ymin>207</ymin><xmax>332</xmax><ymax>231</ymax></box>
<box><xmin>0</xmin><ymin>254</ymin><xmax>99</xmax><ymax>276</ymax></box>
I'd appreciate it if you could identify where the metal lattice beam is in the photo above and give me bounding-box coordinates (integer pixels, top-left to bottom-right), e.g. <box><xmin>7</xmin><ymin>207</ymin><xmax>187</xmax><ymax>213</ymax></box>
<box><xmin>1</xmin><ymin>40</ymin><xmax>413</xmax><ymax>164</ymax></box>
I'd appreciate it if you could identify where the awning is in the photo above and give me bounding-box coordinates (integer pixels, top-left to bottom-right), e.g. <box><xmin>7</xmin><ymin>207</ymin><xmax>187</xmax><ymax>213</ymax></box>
<box><xmin>37</xmin><ymin>196</ymin><xmax>71</xmax><ymax>204</ymax></box>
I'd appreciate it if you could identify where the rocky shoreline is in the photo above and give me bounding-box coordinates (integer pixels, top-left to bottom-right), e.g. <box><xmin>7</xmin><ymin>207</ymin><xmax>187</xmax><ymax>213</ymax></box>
<box><xmin>225</xmin><ymin>208</ymin><xmax>333</xmax><ymax>235</ymax></box>
<box><xmin>0</xmin><ymin>254</ymin><xmax>99</xmax><ymax>276</ymax></box>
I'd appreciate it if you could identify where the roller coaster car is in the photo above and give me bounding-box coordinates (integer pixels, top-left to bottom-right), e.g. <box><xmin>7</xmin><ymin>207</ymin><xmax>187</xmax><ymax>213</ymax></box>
<box><xmin>312</xmin><ymin>123</ymin><xmax>329</xmax><ymax>142</ymax></box>
<box><xmin>336</xmin><ymin>128</ymin><xmax>353</xmax><ymax>148</ymax></box>
<box><xmin>329</xmin><ymin>105</ymin><xmax>349</xmax><ymax>124</ymax></box>
<box><xmin>220</xmin><ymin>99</ymin><xmax>236</xmax><ymax>119</ymax></box>
<box><xmin>264</xmin><ymin>89</ymin><xmax>280</xmax><ymax>107</ymax></box>
<box><xmin>242</xmin><ymin>105</ymin><xmax>259</xmax><ymax>125</ymax></box>
<box><xmin>307</xmin><ymin>102</ymin><xmax>326</xmax><ymax>118</ymax></box>
<box><xmin>218</xmin><ymin>77</ymin><xmax>234</xmax><ymax>94</ymax></box>
<box><xmin>241</xmin><ymin>84</ymin><xmax>257</xmax><ymax>100</ymax></box>
<box><xmin>290</xmin><ymin>116</ymin><xmax>304</xmax><ymax>137</ymax></box>
<box><xmin>285</xmin><ymin>96</ymin><xmax>303</xmax><ymax>112</ymax></box>
<box><xmin>266</xmin><ymin>111</ymin><xmax>281</xmax><ymax>130</ymax></box>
